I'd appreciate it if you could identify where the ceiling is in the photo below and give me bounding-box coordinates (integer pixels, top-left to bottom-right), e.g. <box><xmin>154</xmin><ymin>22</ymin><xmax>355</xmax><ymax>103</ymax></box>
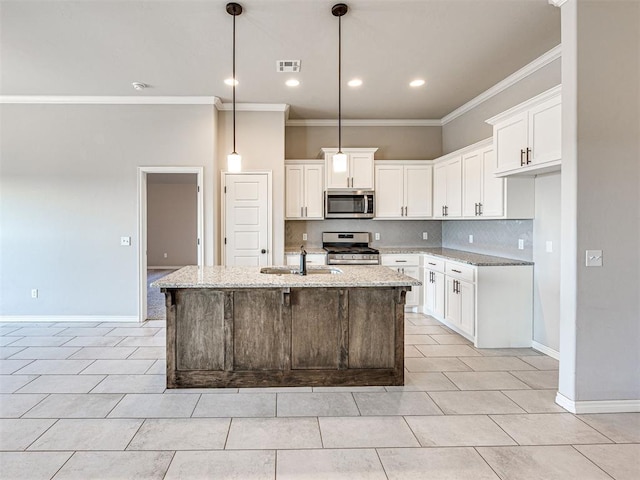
<box><xmin>0</xmin><ymin>0</ymin><xmax>560</xmax><ymax>120</ymax></box>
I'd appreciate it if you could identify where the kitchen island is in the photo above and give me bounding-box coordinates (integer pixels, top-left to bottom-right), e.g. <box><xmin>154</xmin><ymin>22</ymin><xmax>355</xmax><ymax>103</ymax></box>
<box><xmin>152</xmin><ymin>265</ymin><xmax>420</xmax><ymax>389</ymax></box>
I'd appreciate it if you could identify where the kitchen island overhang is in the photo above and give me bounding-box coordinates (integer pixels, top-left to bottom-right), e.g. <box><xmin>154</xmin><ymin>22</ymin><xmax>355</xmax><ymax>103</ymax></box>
<box><xmin>152</xmin><ymin>265</ymin><xmax>420</xmax><ymax>389</ymax></box>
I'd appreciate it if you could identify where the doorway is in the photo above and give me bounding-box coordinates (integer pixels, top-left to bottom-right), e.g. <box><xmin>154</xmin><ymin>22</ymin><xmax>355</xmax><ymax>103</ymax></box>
<box><xmin>138</xmin><ymin>167</ymin><xmax>204</xmax><ymax>322</ymax></box>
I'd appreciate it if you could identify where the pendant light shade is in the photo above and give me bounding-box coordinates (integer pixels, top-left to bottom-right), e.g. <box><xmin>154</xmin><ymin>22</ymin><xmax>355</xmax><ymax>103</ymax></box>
<box><xmin>332</xmin><ymin>3</ymin><xmax>348</xmax><ymax>174</ymax></box>
<box><xmin>227</xmin><ymin>2</ymin><xmax>242</xmax><ymax>172</ymax></box>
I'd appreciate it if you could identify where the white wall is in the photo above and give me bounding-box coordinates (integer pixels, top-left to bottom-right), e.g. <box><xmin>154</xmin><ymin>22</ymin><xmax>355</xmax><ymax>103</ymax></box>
<box><xmin>0</xmin><ymin>104</ymin><xmax>216</xmax><ymax>318</ymax></box>
<box><xmin>217</xmin><ymin>110</ymin><xmax>286</xmax><ymax>265</ymax></box>
<box><xmin>533</xmin><ymin>173</ymin><xmax>561</xmax><ymax>353</ymax></box>
<box><xmin>559</xmin><ymin>0</ymin><xmax>640</xmax><ymax>407</ymax></box>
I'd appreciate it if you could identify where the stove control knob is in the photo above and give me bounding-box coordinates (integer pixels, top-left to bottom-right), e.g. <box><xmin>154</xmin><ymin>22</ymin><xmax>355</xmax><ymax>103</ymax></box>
<box><xmin>351</xmin><ymin>255</ymin><xmax>357</xmax><ymax>260</ymax></box>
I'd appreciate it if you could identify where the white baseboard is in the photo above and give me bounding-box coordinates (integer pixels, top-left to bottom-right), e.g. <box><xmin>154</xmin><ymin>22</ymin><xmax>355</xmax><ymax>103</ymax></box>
<box><xmin>0</xmin><ymin>315</ymin><xmax>140</xmax><ymax>323</ymax></box>
<box><xmin>532</xmin><ymin>341</ymin><xmax>560</xmax><ymax>359</ymax></box>
<box><xmin>148</xmin><ymin>266</ymin><xmax>184</xmax><ymax>270</ymax></box>
<box><xmin>556</xmin><ymin>392</ymin><xmax>640</xmax><ymax>414</ymax></box>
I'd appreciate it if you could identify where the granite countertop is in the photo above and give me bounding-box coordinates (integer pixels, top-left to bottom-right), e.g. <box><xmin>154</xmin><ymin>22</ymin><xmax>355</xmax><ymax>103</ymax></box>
<box><xmin>151</xmin><ymin>265</ymin><xmax>421</xmax><ymax>289</ymax></box>
<box><xmin>378</xmin><ymin>247</ymin><xmax>533</xmax><ymax>266</ymax></box>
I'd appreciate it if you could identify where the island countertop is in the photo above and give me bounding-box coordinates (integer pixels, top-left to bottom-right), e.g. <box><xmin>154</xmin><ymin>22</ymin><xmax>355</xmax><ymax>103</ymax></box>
<box><xmin>151</xmin><ymin>265</ymin><xmax>422</xmax><ymax>289</ymax></box>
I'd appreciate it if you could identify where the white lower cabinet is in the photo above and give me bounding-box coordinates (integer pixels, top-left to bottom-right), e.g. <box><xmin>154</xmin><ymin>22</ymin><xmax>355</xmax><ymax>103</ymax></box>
<box><xmin>381</xmin><ymin>254</ymin><xmax>421</xmax><ymax>310</ymax></box>
<box><xmin>421</xmin><ymin>254</ymin><xmax>533</xmax><ymax>348</ymax></box>
<box><xmin>285</xmin><ymin>253</ymin><xmax>327</xmax><ymax>266</ymax></box>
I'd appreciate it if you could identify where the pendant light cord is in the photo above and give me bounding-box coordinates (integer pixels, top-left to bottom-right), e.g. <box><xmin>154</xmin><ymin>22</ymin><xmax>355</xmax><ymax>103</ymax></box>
<box><xmin>338</xmin><ymin>13</ymin><xmax>342</xmax><ymax>154</ymax></box>
<box><xmin>232</xmin><ymin>11</ymin><xmax>237</xmax><ymax>154</ymax></box>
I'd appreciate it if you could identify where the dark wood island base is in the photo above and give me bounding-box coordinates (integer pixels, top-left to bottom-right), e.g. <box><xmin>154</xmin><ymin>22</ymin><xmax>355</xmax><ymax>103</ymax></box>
<box><xmin>162</xmin><ymin>286</ymin><xmax>408</xmax><ymax>388</ymax></box>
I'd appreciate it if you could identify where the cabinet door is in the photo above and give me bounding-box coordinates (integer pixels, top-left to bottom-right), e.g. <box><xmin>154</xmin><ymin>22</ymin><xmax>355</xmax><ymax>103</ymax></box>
<box><xmin>445</xmin><ymin>157</ymin><xmax>462</xmax><ymax>217</ymax></box>
<box><xmin>403</xmin><ymin>266</ymin><xmax>420</xmax><ymax>307</ymax></box>
<box><xmin>528</xmin><ymin>95</ymin><xmax>561</xmax><ymax>166</ymax></box>
<box><xmin>304</xmin><ymin>164</ymin><xmax>324</xmax><ymax>219</ymax></box>
<box><xmin>405</xmin><ymin>165</ymin><xmax>432</xmax><ymax>218</ymax></box>
<box><xmin>494</xmin><ymin>111</ymin><xmax>528</xmax><ymax>173</ymax></box>
<box><xmin>432</xmin><ymin>271</ymin><xmax>446</xmax><ymax>319</ymax></box>
<box><xmin>433</xmin><ymin>162</ymin><xmax>448</xmax><ymax>218</ymax></box>
<box><xmin>285</xmin><ymin>165</ymin><xmax>304</xmax><ymax>219</ymax></box>
<box><xmin>479</xmin><ymin>147</ymin><xmax>504</xmax><ymax>217</ymax></box>
<box><xmin>458</xmin><ymin>280</ymin><xmax>475</xmax><ymax>336</ymax></box>
<box><xmin>375</xmin><ymin>165</ymin><xmax>404</xmax><ymax>218</ymax></box>
<box><xmin>350</xmin><ymin>153</ymin><xmax>374</xmax><ymax>189</ymax></box>
<box><xmin>462</xmin><ymin>151</ymin><xmax>482</xmax><ymax>217</ymax></box>
<box><xmin>326</xmin><ymin>155</ymin><xmax>350</xmax><ymax>189</ymax></box>
<box><xmin>445</xmin><ymin>277</ymin><xmax>461</xmax><ymax>327</ymax></box>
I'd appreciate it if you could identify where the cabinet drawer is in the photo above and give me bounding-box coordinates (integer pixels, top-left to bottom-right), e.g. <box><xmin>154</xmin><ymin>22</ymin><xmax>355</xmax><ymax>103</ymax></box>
<box><xmin>286</xmin><ymin>254</ymin><xmax>326</xmax><ymax>266</ymax></box>
<box><xmin>422</xmin><ymin>255</ymin><xmax>445</xmax><ymax>272</ymax></box>
<box><xmin>445</xmin><ymin>262</ymin><xmax>475</xmax><ymax>283</ymax></box>
<box><xmin>381</xmin><ymin>254</ymin><xmax>419</xmax><ymax>266</ymax></box>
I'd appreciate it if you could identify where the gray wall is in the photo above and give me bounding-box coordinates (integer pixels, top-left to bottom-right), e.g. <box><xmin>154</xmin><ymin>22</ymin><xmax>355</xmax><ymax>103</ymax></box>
<box><xmin>286</xmin><ymin>126</ymin><xmax>442</xmax><ymax>160</ymax></box>
<box><xmin>441</xmin><ymin>220</ymin><xmax>533</xmax><ymax>262</ymax></box>
<box><xmin>286</xmin><ymin>220</ymin><xmax>442</xmax><ymax>250</ymax></box>
<box><xmin>532</xmin><ymin>173</ymin><xmax>561</xmax><ymax>352</ymax></box>
<box><xmin>0</xmin><ymin>104</ymin><xmax>215</xmax><ymax>317</ymax></box>
<box><xmin>147</xmin><ymin>177</ymin><xmax>198</xmax><ymax>267</ymax></box>
<box><xmin>442</xmin><ymin>58</ymin><xmax>561</xmax><ymax>154</ymax></box>
<box><xmin>560</xmin><ymin>0</ymin><xmax>639</xmax><ymax>403</ymax></box>
<box><xmin>217</xmin><ymin>110</ymin><xmax>286</xmax><ymax>264</ymax></box>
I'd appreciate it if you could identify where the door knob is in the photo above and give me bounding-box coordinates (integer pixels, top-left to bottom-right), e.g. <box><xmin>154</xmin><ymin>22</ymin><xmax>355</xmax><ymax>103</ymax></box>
<box><xmin>261</xmin><ymin>249</ymin><xmax>267</xmax><ymax>254</ymax></box>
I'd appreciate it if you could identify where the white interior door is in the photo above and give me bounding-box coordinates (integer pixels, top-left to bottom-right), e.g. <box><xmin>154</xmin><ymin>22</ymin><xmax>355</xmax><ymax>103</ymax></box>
<box><xmin>224</xmin><ymin>173</ymin><xmax>270</xmax><ymax>266</ymax></box>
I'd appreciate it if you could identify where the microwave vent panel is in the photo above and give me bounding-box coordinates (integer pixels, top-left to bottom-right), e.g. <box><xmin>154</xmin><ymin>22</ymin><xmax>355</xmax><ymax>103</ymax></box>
<box><xmin>277</xmin><ymin>60</ymin><xmax>301</xmax><ymax>73</ymax></box>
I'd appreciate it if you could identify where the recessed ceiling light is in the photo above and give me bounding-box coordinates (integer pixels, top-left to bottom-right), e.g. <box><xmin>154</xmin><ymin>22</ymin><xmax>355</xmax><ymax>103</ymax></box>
<box><xmin>224</xmin><ymin>78</ymin><xmax>239</xmax><ymax>86</ymax></box>
<box><xmin>285</xmin><ymin>79</ymin><xmax>300</xmax><ymax>87</ymax></box>
<box><xmin>348</xmin><ymin>79</ymin><xmax>363</xmax><ymax>87</ymax></box>
<box><xmin>410</xmin><ymin>79</ymin><xmax>426</xmax><ymax>87</ymax></box>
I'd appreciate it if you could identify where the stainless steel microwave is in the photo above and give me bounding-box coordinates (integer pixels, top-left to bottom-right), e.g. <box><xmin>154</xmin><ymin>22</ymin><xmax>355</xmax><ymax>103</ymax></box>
<box><xmin>325</xmin><ymin>190</ymin><xmax>375</xmax><ymax>218</ymax></box>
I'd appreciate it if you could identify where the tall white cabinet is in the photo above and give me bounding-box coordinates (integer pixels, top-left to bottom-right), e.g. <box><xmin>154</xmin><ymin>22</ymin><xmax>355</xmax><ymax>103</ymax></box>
<box><xmin>285</xmin><ymin>161</ymin><xmax>324</xmax><ymax>220</ymax></box>
<box><xmin>375</xmin><ymin>162</ymin><xmax>432</xmax><ymax>219</ymax></box>
<box><xmin>322</xmin><ymin>148</ymin><xmax>377</xmax><ymax>190</ymax></box>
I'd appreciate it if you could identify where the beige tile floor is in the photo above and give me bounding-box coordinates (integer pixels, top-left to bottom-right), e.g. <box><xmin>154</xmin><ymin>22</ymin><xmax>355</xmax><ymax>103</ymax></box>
<box><xmin>0</xmin><ymin>312</ymin><xmax>638</xmax><ymax>480</ymax></box>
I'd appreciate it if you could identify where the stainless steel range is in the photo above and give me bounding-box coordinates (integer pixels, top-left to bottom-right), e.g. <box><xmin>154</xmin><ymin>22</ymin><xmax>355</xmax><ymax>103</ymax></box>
<box><xmin>322</xmin><ymin>232</ymin><xmax>380</xmax><ymax>265</ymax></box>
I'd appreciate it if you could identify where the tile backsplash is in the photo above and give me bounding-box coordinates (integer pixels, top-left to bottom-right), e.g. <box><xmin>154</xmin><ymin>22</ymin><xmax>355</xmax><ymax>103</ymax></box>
<box><xmin>442</xmin><ymin>220</ymin><xmax>533</xmax><ymax>261</ymax></box>
<box><xmin>286</xmin><ymin>220</ymin><xmax>442</xmax><ymax>248</ymax></box>
<box><xmin>286</xmin><ymin>218</ymin><xmax>532</xmax><ymax>261</ymax></box>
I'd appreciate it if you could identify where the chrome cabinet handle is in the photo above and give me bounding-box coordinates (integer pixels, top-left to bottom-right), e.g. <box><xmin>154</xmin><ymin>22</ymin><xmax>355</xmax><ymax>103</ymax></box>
<box><xmin>478</xmin><ymin>203</ymin><xmax>483</xmax><ymax>216</ymax></box>
<box><xmin>526</xmin><ymin>148</ymin><xmax>532</xmax><ymax>164</ymax></box>
<box><xmin>305</xmin><ymin>206</ymin><xmax>308</xmax><ymax>217</ymax></box>
<box><xmin>520</xmin><ymin>149</ymin><xmax>526</xmax><ymax>166</ymax></box>
<box><xmin>452</xmin><ymin>269</ymin><xmax>462</xmax><ymax>273</ymax></box>
<box><xmin>301</xmin><ymin>207</ymin><xmax>304</xmax><ymax>217</ymax></box>
<box><xmin>428</xmin><ymin>262</ymin><xmax>436</xmax><ymax>266</ymax></box>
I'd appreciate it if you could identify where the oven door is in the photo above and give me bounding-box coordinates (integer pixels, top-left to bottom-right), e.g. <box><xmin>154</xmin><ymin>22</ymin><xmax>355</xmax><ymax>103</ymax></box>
<box><xmin>325</xmin><ymin>191</ymin><xmax>374</xmax><ymax>218</ymax></box>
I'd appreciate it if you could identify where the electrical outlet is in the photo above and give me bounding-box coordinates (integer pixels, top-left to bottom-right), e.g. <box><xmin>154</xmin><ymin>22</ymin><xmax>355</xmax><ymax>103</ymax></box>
<box><xmin>518</xmin><ymin>239</ymin><xmax>524</xmax><ymax>250</ymax></box>
<box><xmin>422</xmin><ymin>232</ymin><xmax>428</xmax><ymax>240</ymax></box>
<box><xmin>163</xmin><ymin>253</ymin><xmax>168</xmax><ymax>258</ymax></box>
<box><xmin>374</xmin><ymin>233</ymin><xmax>380</xmax><ymax>241</ymax></box>
<box><xmin>302</xmin><ymin>233</ymin><xmax>308</xmax><ymax>241</ymax></box>
<box><xmin>546</xmin><ymin>241</ymin><xmax>553</xmax><ymax>253</ymax></box>
<box><xmin>468</xmin><ymin>235</ymin><xmax>474</xmax><ymax>244</ymax></box>
<box><xmin>120</xmin><ymin>236</ymin><xmax>131</xmax><ymax>246</ymax></box>
<box><xmin>31</xmin><ymin>289</ymin><xmax>38</xmax><ymax>299</ymax></box>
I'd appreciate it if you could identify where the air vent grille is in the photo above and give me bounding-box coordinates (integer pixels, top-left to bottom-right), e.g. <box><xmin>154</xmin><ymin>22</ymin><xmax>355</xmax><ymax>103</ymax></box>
<box><xmin>277</xmin><ymin>60</ymin><xmax>301</xmax><ymax>73</ymax></box>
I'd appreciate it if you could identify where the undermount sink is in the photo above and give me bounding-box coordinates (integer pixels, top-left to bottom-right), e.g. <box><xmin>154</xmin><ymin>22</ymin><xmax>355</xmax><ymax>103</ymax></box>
<box><xmin>260</xmin><ymin>267</ymin><xmax>343</xmax><ymax>275</ymax></box>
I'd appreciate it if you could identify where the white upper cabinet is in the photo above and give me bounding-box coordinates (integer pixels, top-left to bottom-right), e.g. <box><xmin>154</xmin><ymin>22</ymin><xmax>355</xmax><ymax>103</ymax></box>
<box><xmin>433</xmin><ymin>155</ymin><xmax>462</xmax><ymax>218</ymax></box>
<box><xmin>487</xmin><ymin>85</ymin><xmax>561</xmax><ymax>177</ymax></box>
<box><xmin>285</xmin><ymin>161</ymin><xmax>324</xmax><ymax>220</ymax></box>
<box><xmin>462</xmin><ymin>144</ymin><xmax>504</xmax><ymax>218</ymax></box>
<box><xmin>375</xmin><ymin>162</ymin><xmax>432</xmax><ymax>219</ymax></box>
<box><xmin>322</xmin><ymin>148</ymin><xmax>377</xmax><ymax>190</ymax></box>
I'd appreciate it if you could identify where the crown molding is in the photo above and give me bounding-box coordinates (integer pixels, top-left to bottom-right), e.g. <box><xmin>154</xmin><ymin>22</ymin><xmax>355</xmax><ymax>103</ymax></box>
<box><xmin>286</xmin><ymin>119</ymin><xmax>442</xmax><ymax>127</ymax></box>
<box><xmin>548</xmin><ymin>0</ymin><xmax>568</xmax><ymax>7</ymax></box>
<box><xmin>216</xmin><ymin>102</ymin><xmax>289</xmax><ymax>112</ymax></box>
<box><xmin>0</xmin><ymin>96</ymin><xmax>219</xmax><ymax>105</ymax></box>
<box><xmin>441</xmin><ymin>44</ymin><xmax>562</xmax><ymax>126</ymax></box>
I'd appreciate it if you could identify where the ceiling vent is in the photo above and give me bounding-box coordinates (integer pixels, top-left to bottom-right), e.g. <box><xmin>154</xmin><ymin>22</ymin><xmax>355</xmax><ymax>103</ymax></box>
<box><xmin>277</xmin><ymin>60</ymin><xmax>301</xmax><ymax>73</ymax></box>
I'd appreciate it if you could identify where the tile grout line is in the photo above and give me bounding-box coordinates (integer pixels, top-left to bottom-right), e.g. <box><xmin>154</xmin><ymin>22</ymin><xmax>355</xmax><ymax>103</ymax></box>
<box><xmin>570</xmin><ymin>444</ymin><xmax>617</xmax><ymax>479</ymax></box>
<box><xmin>472</xmin><ymin>445</ymin><xmax>506</xmax><ymax>480</ymax></box>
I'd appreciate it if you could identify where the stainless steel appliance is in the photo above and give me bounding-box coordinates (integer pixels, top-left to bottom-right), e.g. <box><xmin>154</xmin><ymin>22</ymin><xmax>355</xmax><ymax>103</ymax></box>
<box><xmin>325</xmin><ymin>190</ymin><xmax>374</xmax><ymax>219</ymax></box>
<box><xmin>322</xmin><ymin>232</ymin><xmax>380</xmax><ymax>265</ymax></box>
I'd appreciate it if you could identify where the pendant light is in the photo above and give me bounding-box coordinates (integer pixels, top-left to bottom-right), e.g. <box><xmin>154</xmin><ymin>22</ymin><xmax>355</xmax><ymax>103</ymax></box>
<box><xmin>227</xmin><ymin>2</ymin><xmax>243</xmax><ymax>173</ymax></box>
<box><xmin>332</xmin><ymin>3</ymin><xmax>348</xmax><ymax>173</ymax></box>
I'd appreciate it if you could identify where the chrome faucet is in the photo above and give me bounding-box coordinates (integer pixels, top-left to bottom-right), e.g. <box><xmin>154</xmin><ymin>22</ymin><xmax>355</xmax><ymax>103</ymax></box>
<box><xmin>299</xmin><ymin>245</ymin><xmax>307</xmax><ymax>275</ymax></box>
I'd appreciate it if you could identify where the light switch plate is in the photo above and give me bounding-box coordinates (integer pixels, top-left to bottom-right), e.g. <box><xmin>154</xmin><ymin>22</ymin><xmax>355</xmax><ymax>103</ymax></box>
<box><xmin>120</xmin><ymin>236</ymin><xmax>131</xmax><ymax>246</ymax></box>
<box><xmin>518</xmin><ymin>239</ymin><xmax>524</xmax><ymax>250</ymax></box>
<box><xmin>468</xmin><ymin>235</ymin><xmax>474</xmax><ymax>244</ymax></box>
<box><xmin>375</xmin><ymin>233</ymin><xmax>380</xmax><ymax>240</ymax></box>
<box><xmin>302</xmin><ymin>233</ymin><xmax>308</xmax><ymax>241</ymax></box>
<box><xmin>422</xmin><ymin>232</ymin><xmax>428</xmax><ymax>240</ymax></box>
<box><xmin>546</xmin><ymin>241</ymin><xmax>553</xmax><ymax>253</ymax></box>
<box><xmin>585</xmin><ymin>250</ymin><xmax>603</xmax><ymax>267</ymax></box>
